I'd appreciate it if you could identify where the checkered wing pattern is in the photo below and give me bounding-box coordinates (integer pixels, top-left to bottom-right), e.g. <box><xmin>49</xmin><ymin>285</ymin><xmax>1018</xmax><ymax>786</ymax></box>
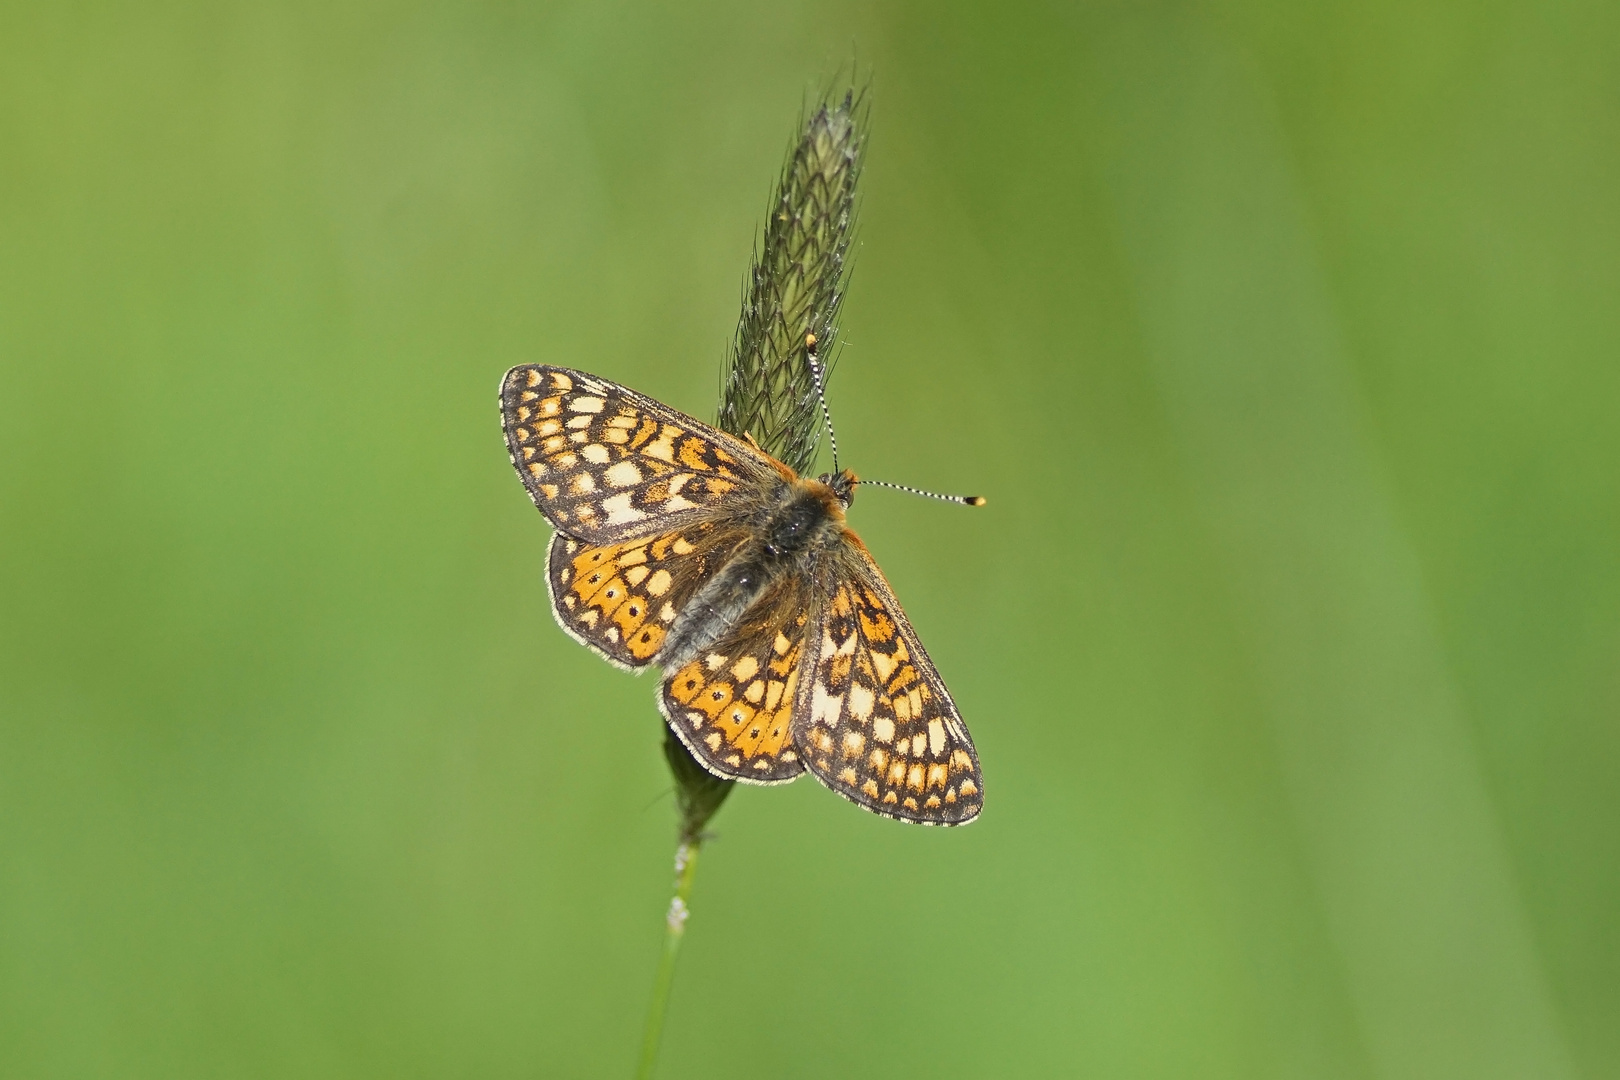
<box><xmin>792</xmin><ymin>543</ymin><xmax>983</xmax><ymax>824</ymax></box>
<box><xmin>546</xmin><ymin>523</ymin><xmax>752</xmax><ymax>670</ymax></box>
<box><xmin>658</xmin><ymin>574</ymin><xmax>815</xmax><ymax>784</ymax></box>
<box><xmin>501</xmin><ymin>365</ymin><xmax>777</xmax><ymax>545</ymax></box>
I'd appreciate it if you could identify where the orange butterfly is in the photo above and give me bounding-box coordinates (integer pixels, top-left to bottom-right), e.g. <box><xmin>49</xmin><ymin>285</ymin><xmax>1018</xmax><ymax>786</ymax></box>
<box><xmin>500</xmin><ymin>364</ymin><xmax>982</xmax><ymax>824</ymax></box>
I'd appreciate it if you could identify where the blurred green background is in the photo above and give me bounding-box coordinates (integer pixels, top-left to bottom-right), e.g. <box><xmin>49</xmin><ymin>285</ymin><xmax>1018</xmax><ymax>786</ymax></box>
<box><xmin>3</xmin><ymin>2</ymin><xmax>1616</xmax><ymax>1077</ymax></box>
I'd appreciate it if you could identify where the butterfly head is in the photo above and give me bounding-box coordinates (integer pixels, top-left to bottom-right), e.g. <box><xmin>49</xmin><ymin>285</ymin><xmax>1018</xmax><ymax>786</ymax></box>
<box><xmin>816</xmin><ymin>468</ymin><xmax>859</xmax><ymax>510</ymax></box>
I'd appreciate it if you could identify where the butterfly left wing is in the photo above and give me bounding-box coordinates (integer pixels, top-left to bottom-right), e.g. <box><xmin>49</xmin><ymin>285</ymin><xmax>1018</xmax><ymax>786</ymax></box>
<box><xmin>657</xmin><ymin>573</ymin><xmax>815</xmax><ymax>784</ymax></box>
<box><xmin>792</xmin><ymin>539</ymin><xmax>983</xmax><ymax>824</ymax></box>
<box><xmin>501</xmin><ymin>365</ymin><xmax>780</xmax><ymax>545</ymax></box>
<box><xmin>547</xmin><ymin>521</ymin><xmax>752</xmax><ymax>670</ymax></box>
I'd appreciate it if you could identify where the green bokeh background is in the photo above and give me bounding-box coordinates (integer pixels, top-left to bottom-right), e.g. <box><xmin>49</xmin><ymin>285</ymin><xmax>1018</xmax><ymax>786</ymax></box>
<box><xmin>3</xmin><ymin>3</ymin><xmax>1616</xmax><ymax>1077</ymax></box>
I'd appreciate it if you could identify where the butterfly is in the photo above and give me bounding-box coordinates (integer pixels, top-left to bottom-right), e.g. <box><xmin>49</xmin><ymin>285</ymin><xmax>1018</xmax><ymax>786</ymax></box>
<box><xmin>499</xmin><ymin>363</ymin><xmax>983</xmax><ymax>824</ymax></box>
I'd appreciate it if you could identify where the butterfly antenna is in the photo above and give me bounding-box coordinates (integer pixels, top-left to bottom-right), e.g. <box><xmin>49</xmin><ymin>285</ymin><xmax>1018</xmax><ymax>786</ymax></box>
<box><xmin>805</xmin><ymin>333</ymin><xmax>840</xmax><ymax>472</ymax></box>
<box><xmin>857</xmin><ymin>479</ymin><xmax>987</xmax><ymax>507</ymax></box>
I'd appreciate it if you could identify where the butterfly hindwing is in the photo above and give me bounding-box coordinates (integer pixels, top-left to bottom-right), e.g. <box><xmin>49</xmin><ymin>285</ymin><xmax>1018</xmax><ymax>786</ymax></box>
<box><xmin>792</xmin><ymin>542</ymin><xmax>983</xmax><ymax>824</ymax></box>
<box><xmin>658</xmin><ymin>574</ymin><xmax>814</xmax><ymax>784</ymax></box>
<box><xmin>502</xmin><ymin>365</ymin><xmax>778</xmax><ymax>544</ymax></box>
<box><xmin>547</xmin><ymin>523</ymin><xmax>752</xmax><ymax>670</ymax></box>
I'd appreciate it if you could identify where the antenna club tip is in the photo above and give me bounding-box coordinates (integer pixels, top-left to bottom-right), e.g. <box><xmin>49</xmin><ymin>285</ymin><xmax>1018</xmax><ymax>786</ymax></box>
<box><xmin>966</xmin><ymin>496</ymin><xmax>987</xmax><ymax>506</ymax></box>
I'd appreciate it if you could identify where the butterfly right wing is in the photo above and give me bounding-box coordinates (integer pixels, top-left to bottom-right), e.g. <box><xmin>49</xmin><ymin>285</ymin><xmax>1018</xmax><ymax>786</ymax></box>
<box><xmin>547</xmin><ymin>522</ymin><xmax>751</xmax><ymax>671</ymax></box>
<box><xmin>791</xmin><ymin>538</ymin><xmax>983</xmax><ymax>825</ymax></box>
<box><xmin>502</xmin><ymin>365</ymin><xmax>782</xmax><ymax>545</ymax></box>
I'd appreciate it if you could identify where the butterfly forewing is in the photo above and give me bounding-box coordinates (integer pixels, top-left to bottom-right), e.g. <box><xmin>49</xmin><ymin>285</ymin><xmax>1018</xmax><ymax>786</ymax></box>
<box><xmin>793</xmin><ymin>545</ymin><xmax>983</xmax><ymax>824</ymax></box>
<box><xmin>547</xmin><ymin>523</ymin><xmax>753</xmax><ymax>670</ymax></box>
<box><xmin>502</xmin><ymin>365</ymin><xmax>777</xmax><ymax>544</ymax></box>
<box><xmin>658</xmin><ymin>574</ymin><xmax>814</xmax><ymax>784</ymax></box>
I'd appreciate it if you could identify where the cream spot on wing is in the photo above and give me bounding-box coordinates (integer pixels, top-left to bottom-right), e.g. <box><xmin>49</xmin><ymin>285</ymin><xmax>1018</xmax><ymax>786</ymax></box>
<box><xmin>731</xmin><ymin>656</ymin><xmax>759</xmax><ymax>681</ymax></box>
<box><xmin>872</xmin><ymin>716</ymin><xmax>895</xmax><ymax>744</ymax></box>
<box><xmin>524</xmin><ymin>369</ymin><xmax>543</xmax><ymax>387</ymax></box>
<box><xmin>869</xmin><ymin>748</ymin><xmax>889</xmax><ymax>773</ymax></box>
<box><xmin>542</xmin><ymin>436</ymin><xmax>567</xmax><ymax>454</ymax></box>
<box><xmin>847</xmin><ymin>683</ymin><xmax>875</xmax><ymax>721</ymax></box>
<box><xmin>665</xmin><ymin>495</ymin><xmax>698</xmax><ymax>512</ymax></box>
<box><xmin>781</xmin><ymin>749</ymin><xmax>797</xmax><ymax>762</ymax></box>
<box><xmin>910</xmin><ymin>733</ymin><xmax>928</xmax><ymax>758</ymax></box>
<box><xmin>604</xmin><ymin>626</ymin><xmax>619</xmax><ymax>642</ymax></box>
<box><xmin>580</xmin><ymin>443</ymin><xmax>610</xmax><ymax>464</ymax></box>
<box><xmin>566</xmin><ymin>414</ymin><xmax>593</xmax><ymax>430</ymax></box>
<box><xmin>705</xmin><ymin>732</ymin><xmax>722</xmax><ymax>751</ymax></box>
<box><xmin>568</xmin><ymin>472</ymin><xmax>596</xmax><ymax>495</ymax></box>
<box><xmin>811</xmin><ymin>683</ymin><xmax>842</xmax><ymax>727</ymax></box>
<box><xmin>959</xmin><ymin>779</ymin><xmax>979</xmax><ymax>797</ymax></box>
<box><xmin>952</xmin><ymin>750</ymin><xmax>974</xmax><ymax>771</ymax></box>
<box><xmin>861</xmin><ymin>779</ymin><xmax>880</xmax><ymax>798</ymax></box>
<box><xmin>646</xmin><ymin>569</ymin><xmax>672</xmax><ymax>597</ymax></box>
<box><xmin>569</xmin><ymin>395</ymin><xmax>605</xmax><ymax>413</ymax></box>
<box><xmin>842</xmin><ymin>731</ymin><xmax>865</xmax><ymax>758</ymax></box>
<box><xmin>774</xmin><ymin>632</ymin><xmax>793</xmax><ymax>655</ymax></box>
<box><xmin>871</xmin><ymin>650</ymin><xmax>897</xmax><ymax>681</ymax></box>
<box><xmin>743</xmin><ymin>680</ymin><xmax>764</xmax><ymax>704</ymax></box>
<box><xmin>579</xmin><ymin>610</ymin><xmax>599</xmax><ymax>628</ymax></box>
<box><xmin>672</xmin><ymin>537</ymin><xmax>695</xmax><ymax>555</ymax></box>
<box><xmin>928</xmin><ymin>719</ymin><xmax>946</xmax><ymax>757</ymax></box>
<box><xmin>838</xmin><ymin>767</ymin><xmax>858</xmax><ymax>785</ymax></box>
<box><xmin>601</xmin><ymin>492</ymin><xmax>645</xmax><ymax>525</ymax></box>
<box><xmin>705</xmin><ymin>654</ymin><xmax>727</xmax><ymax>671</ymax></box>
<box><xmin>893</xmin><ymin>694</ymin><xmax>912</xmax><ymax>722</ymax></box>
<box><xmin>605</xmin><ymin>460</ymin><xmax>643</xmax><ymax>487</ymax></box>
<box><xmin>882</xmin><ymin>791</ymin><xmax>898</xmax><ymax>805</ymax></box>
<box><xmin>644</xmin><ymin>428</ymin><xmax>677</xmax><ymax>462</ymax></box>
<box><xmin>927</xmin><ymin>763</ymin><xmax>949</xmax><ymax>789</ymax></box>
<box><xmin>763</xmin><ymin>680</ymin><xmax>785</xmax><ymax>710</ymax></box>
<box><xmin>907</xmin><ymin>764</ymin><xmax>926</xmax><ymax>792</ymax></box>
<box><xmin>624</xmin><ymin>565</ymin><xmax>649</xmax><ymax>586</ymax></box>
<box><xmin>554</xmin><ymin>451</ymin><xmax>577</xmax><ymax>468</ymax></box>
<box><xmin>549</xmin><ymin>372</ymin><xmax>573</xmax><ymax>390</ymax></box>
<box><xmin>539</xmin><ymin>483</ymin><xmax>559</xmax><ymax>498</ymax></box>
<box><xmin>659</xmin><ymin>602</ymin><xmax>676</xmax><ymax>622</ymax></box>
<box><xmin>537</xmin><ymin>419</ymin><xmax>562</xmax><ymax>436</ymax></box>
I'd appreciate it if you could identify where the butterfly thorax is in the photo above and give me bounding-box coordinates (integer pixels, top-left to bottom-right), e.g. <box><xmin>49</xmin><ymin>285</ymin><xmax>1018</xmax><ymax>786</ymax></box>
<box><xmin>763</xmin><ymin>472</ymin><xmax>854</xmax><ymax>556</ymax></box>
<box><xmin>658</xmin><ymin>471</ymin><xmax>853</xmax><ymax>670</ymax></box>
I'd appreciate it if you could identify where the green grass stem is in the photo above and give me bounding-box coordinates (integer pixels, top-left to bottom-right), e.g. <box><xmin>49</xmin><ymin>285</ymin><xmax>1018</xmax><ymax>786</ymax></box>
<box><xmin>634</xmin><ymin>839</ymin><xmax>702</xmax><ymax>1080</ymax></box>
